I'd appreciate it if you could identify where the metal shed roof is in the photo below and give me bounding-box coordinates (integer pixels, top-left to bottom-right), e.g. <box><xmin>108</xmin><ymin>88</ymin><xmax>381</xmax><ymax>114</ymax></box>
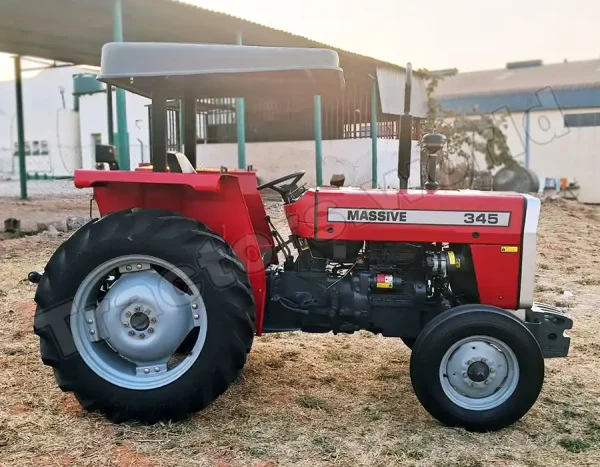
<box><xmin>0</xmin><ymin>0</ymin><xmax>404</xmax><ymax>73</ymax></box>
<box><xmin>435</xmin><ymin>59</ymin><xmax>600</xmax><ymax>98</ymax></box>
<box><xmin>1</xmin><ymin>0</ymin><xmax>432</xmax><ymax>117</ymax></box>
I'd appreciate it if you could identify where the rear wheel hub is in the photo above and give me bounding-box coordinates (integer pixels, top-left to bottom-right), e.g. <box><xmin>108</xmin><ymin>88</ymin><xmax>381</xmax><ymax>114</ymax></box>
<box><xmin>130</xmin><ymin>311</ymin><xmax>150</xmax><ymax>331</ymax></box>
<box><xmin>71</xmin><ymin>255</ymin><xmax>208</xmax><ymax>390</ymax></box>
<box><xmin>95</xmin><ymin>269</ymin><xmax>197</xmax><ymax>364</ymax></box>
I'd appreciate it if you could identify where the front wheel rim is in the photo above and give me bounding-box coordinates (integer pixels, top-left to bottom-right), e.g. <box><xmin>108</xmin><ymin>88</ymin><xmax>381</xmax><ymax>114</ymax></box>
<box><xmin>439</xmin><ymin>335</ymin><xmax>520</xmax><ymax>411</ymax></box>
<box><xmin>71</xmin><ymin>254</ymin><xmax>208</xmax><ymax>390</ymax></box>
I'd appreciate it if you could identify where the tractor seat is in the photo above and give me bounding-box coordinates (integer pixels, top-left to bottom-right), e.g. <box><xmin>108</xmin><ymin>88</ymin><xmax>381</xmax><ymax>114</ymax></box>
<box><xmin>95</xmin><ymin>144</ymin><xmax>119</xmax><ymax>170</ymax></box>
<box><xmin>166</xmin><ymin>152</ymin><xmax>197</xmax><ymax>174</ymax></box>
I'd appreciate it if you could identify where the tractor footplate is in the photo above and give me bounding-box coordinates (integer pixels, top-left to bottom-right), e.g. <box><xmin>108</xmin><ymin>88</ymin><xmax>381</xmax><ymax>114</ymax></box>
<box><xmin>525</xmin><ymin>302</ymin><xmax>572</xmax><ymax>358</ymax></box>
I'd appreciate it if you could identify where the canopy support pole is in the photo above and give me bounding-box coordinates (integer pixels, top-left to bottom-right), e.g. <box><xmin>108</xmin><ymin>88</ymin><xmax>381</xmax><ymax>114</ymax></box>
<box><xmin>183</xmin><ymin>92</ymin><xmax>197</xmax><ymax>167</ymax></box>
<box><xmin>179</xmin><ymin>100</ymin><xmax>185</xmax><ymax>152</ymax></box>
<box><xmin>236</xmin><ymin>32</ymin><xmax>246</xmax><ymax>169</ymax></box>
<box><xmin>151</xmin><ymin>92</ymin><xmax>167</xmax><ymax>172</ymax></box>
<box><xmin>106</xmin><ymin>84</ymin><xmax>114</xmax><ymax>145</ymax></box>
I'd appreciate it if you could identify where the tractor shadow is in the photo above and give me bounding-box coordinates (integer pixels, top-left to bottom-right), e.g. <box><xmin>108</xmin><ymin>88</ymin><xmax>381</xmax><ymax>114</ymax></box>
<box><xmin>229</xmin><ymin>333</ymin><xmax>430</xmax><ymax>425</ymax></box>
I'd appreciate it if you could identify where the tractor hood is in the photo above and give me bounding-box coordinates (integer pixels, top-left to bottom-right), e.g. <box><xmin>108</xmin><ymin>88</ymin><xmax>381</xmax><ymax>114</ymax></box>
<box><xmin>285</xmin><ymin>187</ymin><xmax>541</xmax><ymax>309</ymax></box>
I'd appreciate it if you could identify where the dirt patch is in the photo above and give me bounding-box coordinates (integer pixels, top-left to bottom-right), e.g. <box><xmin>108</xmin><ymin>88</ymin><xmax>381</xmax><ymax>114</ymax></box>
<box><xmin>9</xmin><ymin>402</ymin><xmax>34</xmax><ymax>415</ymax></box>
<box><xmin>0</xmin><ymin>193</ymin><xmax>97</xmax><ymax>229</ymax></box>
<box><xmin>0</xmin><ymin>194</ymin><xmax>599</xmax><ymax>466</ymax></box>
<box><xmin>29</xmin><ymin>453</ymin><xmax>76</xmax><ymax>466</ymax></box>
<box><xmin>13</xmin><ymin>300</ymin><xmax>35</xmax><ymax>335</ymax></box>
<box><xmin>113</xmin><ymin>444</ymin><xmax>157</xmax><ymax>467</ymax></box>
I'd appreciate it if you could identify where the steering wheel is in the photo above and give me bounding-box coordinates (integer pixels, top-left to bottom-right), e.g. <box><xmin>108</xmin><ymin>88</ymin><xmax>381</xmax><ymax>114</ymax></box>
<box><xmin>257</xmin><ymin>170</ymin><xmax>306</xmax><ymax>199</ymax></box>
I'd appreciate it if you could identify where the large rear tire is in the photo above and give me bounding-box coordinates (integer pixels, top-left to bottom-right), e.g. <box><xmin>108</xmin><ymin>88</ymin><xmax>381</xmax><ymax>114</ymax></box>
<box><xmin>410</xmin><ymin>305</ymin><xmax>544</xmax><ymax>432</ymax></box>
<box><xmin>34</xmin><ymin>208</ymin><xmax>255</xmax><ymax>423</ymax></box>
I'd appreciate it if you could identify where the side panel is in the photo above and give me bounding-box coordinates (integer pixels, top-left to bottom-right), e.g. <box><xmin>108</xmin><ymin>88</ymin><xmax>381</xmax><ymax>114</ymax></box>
<box><xmin>470</xmin><ymin>244</ymin><xmax>521</xmax><ymax>309</ymax></box>
<box><xmin>234</xmin><ymin>172</ymin><xmax>276</xmax><ymax>263</ymax></box>
<box><xmin>82</xmin><ymin>170</ymin><xmax>269</xmax><ymax>334</ymax></box>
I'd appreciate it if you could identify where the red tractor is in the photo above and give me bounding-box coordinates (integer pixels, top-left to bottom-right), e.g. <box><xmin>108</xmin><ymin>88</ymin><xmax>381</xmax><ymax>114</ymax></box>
<box><xmin>32</xmin><ymin>42</ymin><xmax>571</xmax><ymax>431</ymax></box>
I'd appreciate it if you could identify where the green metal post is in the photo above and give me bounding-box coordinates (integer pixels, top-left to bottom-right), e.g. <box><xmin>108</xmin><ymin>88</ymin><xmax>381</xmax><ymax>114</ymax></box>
<box><xmin>314</xmin><ymin>95</ymin><xmax>323</xmax><ymax>186</ymax></box>
<box><xmin>113</xmin><ymin>0</ymin><xmax>130</xmax><ymax>170</ymax></box>
<box><xmin>235</xmin><ymin>32</ymin><xmax>246</xmax><ymax>169</ymax></box>
<box><xmin>371</xmin><ymin>79</ymin><xmax>378</xmax><ymax>188</ymax></box>
<box><xmin>179</xmin><ymin>100</ymin><xmax>184</xmax><ymax>152</ymax></box>
<box><xmin>14</xmin><ymin>56</ymin><xmax>27</xmax><ymax>199</ymax></box>
<box><xmin>106</xmin><ymin>84</ymin><xmax>114</xmax><ymax>145</ymax></box>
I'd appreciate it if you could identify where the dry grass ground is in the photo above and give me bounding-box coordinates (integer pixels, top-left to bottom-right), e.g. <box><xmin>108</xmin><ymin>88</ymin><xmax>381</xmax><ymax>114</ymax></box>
<box><xmin>0</xmin><ymin>194</ymin><xmax>599</xmax><ymax>466</ymax></box>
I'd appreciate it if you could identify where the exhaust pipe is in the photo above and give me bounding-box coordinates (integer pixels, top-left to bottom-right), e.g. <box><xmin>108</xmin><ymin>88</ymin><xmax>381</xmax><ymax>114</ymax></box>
<box><xmin>398</xmin><ymin>63</ymin><xmax>413</xmax><ymax>189</ymax></box>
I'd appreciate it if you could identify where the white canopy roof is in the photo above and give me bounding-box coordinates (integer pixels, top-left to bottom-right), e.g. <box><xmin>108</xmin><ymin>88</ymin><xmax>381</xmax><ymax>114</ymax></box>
<box><xmin>98</xmin><ymin>42</ymin><xmax>345</xmax><ymax>99</ymax></box>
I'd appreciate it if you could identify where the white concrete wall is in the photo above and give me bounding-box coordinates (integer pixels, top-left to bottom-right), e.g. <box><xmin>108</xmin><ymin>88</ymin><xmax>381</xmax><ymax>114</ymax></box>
<box><xmin>438</xmin><ymin>107</ymin><xmax>600</xmax><ymax>203</ymax></box>
<box><xmin>78</xmin><ymin>90</ymin><xmax>150</xmax><ymax>170</ymax></box>
<box><xmin>55</xmin><ymin>109</ymin><xmax>82</xmax><ymax>174</ymax></box>
<box><xmin>0</xmin><ymin>66</ymin><xmax>149</xmax><ymax>177</ymax></box>
<box><xmin>196</xmin><ymin>138</ymin><xmax>420</xmax><ymax>189</ymax></box>
<box><xmin>495</xmin><ymin>107</ymin><xmax>600</xmax><ymax>203</ymax></box>
<box><xmin>0</xmin><ymin>67</ymin><xmax>75</xmax><ymax>176</ymax></box>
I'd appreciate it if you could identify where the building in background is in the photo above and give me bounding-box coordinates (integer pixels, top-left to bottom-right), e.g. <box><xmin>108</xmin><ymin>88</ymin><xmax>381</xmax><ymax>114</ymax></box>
<box><xmin>1</xmin><ymin>58</ymin><xmax>427</xmax><ymax>189</ymax></box>
<box><xmin>0</xmin><ymin>65</ymin><xmax>150</xmax><ymax>178</ymax></box>
<box><xmin>436</xmin><ymin>59</ymin><xmax>600</xmax><ymax>203</ymax></box>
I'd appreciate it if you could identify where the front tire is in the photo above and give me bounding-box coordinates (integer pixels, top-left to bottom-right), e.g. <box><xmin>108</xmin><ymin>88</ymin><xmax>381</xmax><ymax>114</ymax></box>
<box><xmin>410</xmin><ymin>305</ymin><xmax>544</xmax><ymax>432</ymax></box>
<box><xmin>34</xmin><ymin>208</ymin><xmax>255</xmax><ymax>423</ymax></box>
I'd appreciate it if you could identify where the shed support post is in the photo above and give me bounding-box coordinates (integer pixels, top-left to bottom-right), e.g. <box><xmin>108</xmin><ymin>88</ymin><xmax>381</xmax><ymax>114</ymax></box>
<box><xmin>371</xmin><ymin>78</ymin><xmax>378</xmax><ymax>188</ymax></box>
<box><xmin>524</xmin><ymin>110</ymin><xmax>531</xmax><ymax>169</ymax></box>
<box><xmin>14</xmin><ymin>56</ymin><xmax>27</xmax><ymax>199</ymax></box>
<box><xmin>236</xmin><ymin>32</ymin><xmax>246</xmax><ymax>169</ymax></box>
<box><xmin>314</xmin><ymin>95</ymin><xmax>323</xmax><ymax>186</ymax></box>
<box><xmin>113</xmin><ymin>0</ymin><xmax>130</xmax><ymax>170</ymax></box>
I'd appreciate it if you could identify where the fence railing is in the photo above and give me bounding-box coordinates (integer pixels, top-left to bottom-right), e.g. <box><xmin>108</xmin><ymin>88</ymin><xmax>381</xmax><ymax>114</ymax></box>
<box><xmin>157</xmin><ymin>87</ymin><xmax>422</xmax><ymax>147</ymax></box>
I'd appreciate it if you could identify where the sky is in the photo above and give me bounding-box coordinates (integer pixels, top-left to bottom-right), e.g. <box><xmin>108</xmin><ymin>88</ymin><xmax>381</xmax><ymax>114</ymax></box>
<box><xmin>1</xmin><ymin>0</ymin><xmax>599</xmax><ymax>79</ymax></box>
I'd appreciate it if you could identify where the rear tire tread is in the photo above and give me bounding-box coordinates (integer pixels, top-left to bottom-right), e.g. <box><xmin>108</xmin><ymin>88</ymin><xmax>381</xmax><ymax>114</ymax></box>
<box><xmin>34</xmin><ymin>208</ymin><xmax>255</xmax><ymax>423</ymax></box>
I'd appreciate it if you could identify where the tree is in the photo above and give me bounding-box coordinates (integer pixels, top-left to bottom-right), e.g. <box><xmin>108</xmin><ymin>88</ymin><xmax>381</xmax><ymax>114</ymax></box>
<box><xmin>417</xmin><ymin>69</ymin><xmax>516</xmax><ymax>189</ymax></box>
